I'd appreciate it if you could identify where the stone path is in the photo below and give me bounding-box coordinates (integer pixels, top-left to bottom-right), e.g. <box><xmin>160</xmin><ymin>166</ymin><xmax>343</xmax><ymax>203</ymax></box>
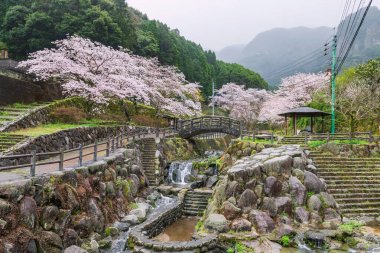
<box><xmin>0</xmin><ymin>132</ymin><xmax>172</xmax><ymax>184</ymax></box>
<box><xmin>310</xmin><ymin>150</ymin><xmax>380</xmax><ymax>218</ymax></box>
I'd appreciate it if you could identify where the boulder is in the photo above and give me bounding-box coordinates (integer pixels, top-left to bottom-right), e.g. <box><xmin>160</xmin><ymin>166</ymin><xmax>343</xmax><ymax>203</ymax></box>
<box><xmin>263</xmin><ymin>155</ymin><xmax>292</xmax><ymax>176</ymax></box>
<box><xmin>243</xmin><ymin>239</ymin><xmax>282</xmax><ymax>253</ymax></box>
<box><xmin>323</xmin><ymin>208</ymin><xmax>341</xmax><ymax>222</ymax></box>
<box><xmin>205</xmin><ymin>214</ymin><xmax>228</xmax><ymax>232</ymax></box>
<box><xmin>231</xmin><ymin>218</ymin><xmax>252</xmax><ymax>232</ymax></box>
<box><xmin>293</xmin><ymin>157</ymin><xmax>306</xmax><ymax>170</ymax></box>
<box><xmin>319</xmin><ymin>192</ymin><xmax>337</xmax><ymax>208</ymax></box>
<box><xmin>129</xmin><ymin>174</ymin><xmax>140</xmax><ymax>196</ymax></box>
<box><xmin>309</xmin><ymin>211</ymin><xmax>322</xmax><ymax>226</ymax></box>
<box><xmin>88</xmin><ymin>199</ymin><xmax>105</xmax><ymax>233</ymax></box>
<box><xmin>264</xmin><ymin>176</ymin><xmax>282</xmax><ymax>197</ymax></box>
<box><xmin>275</xmin><ymin>223</ymin><xmax>294</xmax><ymax>240</ymax></box>
<box><xmin>206</xmin><ymin>175</ymin><xmax>218</xmax><ymax>188</ymax></box>
<box><xmin>204</xmin><ymin>167</ymin><xmax>214</xmax><ymax>176</ymax></box>
<box><xmin>248</xmin><ymin>210</ymin><xmax>275</xmax><ymax>234</ymax></box>
<box><xmin>0</xmin><ymin>199</ymin><xmax>11</xmax><ymax>216</ymax></box>
<box><xmin>291</xmin><ymin>169</ymin><xmax>305</xmax><ymax>182</ymax></box>
<box><xmin>36</xmin><ymin>231</ymin><xmax>63</xmax><ymax>253</ymax></box>
<box><xmin>289</xmin><ymin>176</ymin><xmax>306</xmax><ymax>205</ymax></box>
<box><xmin>64</xmin><ymin>246</ymin><xmax>88</xmax><ymax>253</ymax></box>
<box><xmin>304</xmin><ymin>171</ymin><xmax>324</xmax><ymax>193</ymax></box>
<box><xmin>227</xmin><ymin>166</ymin><xmax>249</xmax><ymax>183</ymax></box>
<box><xmin>41</xmin><ymin>206</ymin><xmax>59</xmax><ymax>230</ymax></box>
<box><xmin>295</xmin><ymin>207</ymin><xmax>309</xmax><ymax>223</ymax></box>
<box><xmin>221</xmin><ymin>201</ymin><xmax>241</xmax><ymax>220</ymax></box>
<box><xmin>275</xmin><ymin>197</ymin><xmax>292</xmax><ymax>216</ymax></box>
<box><xmin>20</xmin><ymin>196</ymin><xmax>38</xmax><ymax>229</ymax></box>
<box><xmin>306</xmin><ymin>165</ymin><xmax>317</xmax><ymax>173</ymax></box>
<box><xmin>262</xmin><ymin>197</ymin><xmax>277</xmax><ymax>217</ymax></box>
<box><xmin>129</xmin><ymin>203</ymin><xmax>150</xmax><ymax>222</ymax></box>
<box><xmin>122</xmin><ymin>215</ymin><xmax>139</xmax><ymax>225</ymax></box>
<box><xmin>63</xmin><ymin>229</ymin><xmax>81</xmax><ymax>248</ymax></box>
<box><xmin>246</xmin><ymin>179</ymin><xmax>256</xmax><ymax>190</ymax></box>
<box><xmin>225</xmin><ymin>181</ymin><xmax>243</xmax><ymax>198</ymax></box>
<box><xmin>307</xmin><ymin>195</ymin><xmax>322</xmax><ymax>212</ymax></box>
<box><xmin>237</xmin><ymin>189</ymin><xmax>257</xmax><ymax>212</ymax></box>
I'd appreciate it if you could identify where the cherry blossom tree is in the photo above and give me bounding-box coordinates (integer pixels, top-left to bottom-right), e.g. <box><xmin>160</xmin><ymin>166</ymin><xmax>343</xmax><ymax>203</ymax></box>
<box><xmin>212</xmin><ymin>83</ymin><xmax>270</xmax><ymax>129</ymax></box>
<box><xmin>19</xmin><ymin>35</ymin><xmax>201</xmax><ymax>116</ymax></box>
<box><xmin>259</xmin><ymin>72</ymin><xmax>330</xmax><ymax>124</ymax></box>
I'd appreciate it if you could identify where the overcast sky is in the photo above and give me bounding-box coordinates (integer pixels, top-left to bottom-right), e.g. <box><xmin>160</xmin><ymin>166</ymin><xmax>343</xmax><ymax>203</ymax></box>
<box><xmin>127</xmin><ymin>0</ymin><xmax>380</xmax><ymax>51</ymax></box>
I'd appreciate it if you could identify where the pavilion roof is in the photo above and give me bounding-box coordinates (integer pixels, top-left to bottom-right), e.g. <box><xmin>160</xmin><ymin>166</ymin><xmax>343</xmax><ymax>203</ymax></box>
<box><xmin>278</xmin><ymin>106</ymin><xmax>331</xmax><ymax>117</ymax></box>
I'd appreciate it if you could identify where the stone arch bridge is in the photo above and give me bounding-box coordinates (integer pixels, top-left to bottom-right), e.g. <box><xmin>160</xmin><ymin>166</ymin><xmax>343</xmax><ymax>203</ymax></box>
<box><xmin>175</xmin><ymin>116</ymin><xmax>242</xmax><ymax>139</ymax></box>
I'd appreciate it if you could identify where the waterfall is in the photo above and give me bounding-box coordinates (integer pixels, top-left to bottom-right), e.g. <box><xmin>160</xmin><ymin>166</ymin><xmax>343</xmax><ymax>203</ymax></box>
<box><xmin>168</xmin><ymin>161</ymin><xmax>193</xmax><ymax>184</ymax></box>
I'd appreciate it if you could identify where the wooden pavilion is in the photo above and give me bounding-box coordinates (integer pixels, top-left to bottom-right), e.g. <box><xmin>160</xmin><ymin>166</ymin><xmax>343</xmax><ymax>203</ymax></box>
<box><xmin>278</xmin><ymin>106</ymin><xmax>331</xmax><ymax>135</ymax></box>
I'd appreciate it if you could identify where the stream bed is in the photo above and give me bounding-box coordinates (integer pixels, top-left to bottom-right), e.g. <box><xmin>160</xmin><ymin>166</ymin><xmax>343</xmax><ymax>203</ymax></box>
<box><xmin>153</xmin><ymin>216</ymin><xmax>199</xmax><ymax>242</ymax></box>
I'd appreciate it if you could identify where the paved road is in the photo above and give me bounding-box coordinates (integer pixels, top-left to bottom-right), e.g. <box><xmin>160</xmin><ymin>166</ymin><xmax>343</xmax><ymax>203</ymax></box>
<box><xmin>0</xmin><ymin>132</ymin><xmax>171</xmax><ymax>184</ymax></box>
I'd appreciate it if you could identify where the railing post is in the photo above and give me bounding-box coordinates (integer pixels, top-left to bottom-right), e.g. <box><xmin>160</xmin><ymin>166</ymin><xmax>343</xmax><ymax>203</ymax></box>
<box><xmin>94</xmin><ymin>140</ymin><xmax>98</xmax><ymax>162</ymax></box>
<box><xmin>271</xmin><ymin>132</ymin><xmax>274</xmax><ymax>144</ymax></box>
<box><xmin>369</xmin><ymin>131</ymin><xmax>373</xmax><ymax>143</ymax></box>
<box><xmin>78</xmin><ymin>144</ymin><xmax>83</xmax><ymax>167</ymax></box>
<box><xmin>327</xmin><ymin>132</ymin><xmax>330</xmax><ymax>143</ymax></box>
<box><xmin>30</xmin><ymin>151</ymin><xmax>36</xmax><ymax>177</ymax></box>
<box><xmin>106</xmin><ymin>139</ymin><xmax>110</xmax><ymax>156</ymax></box>
<box><xmin>59</xmin><ymin>148</ymin><xmax>64</xmax><ymax>171</ymax></box>
<box><xmin>349</xmin><ymin>132</ymin><xmax>352</xmax><ymax>141</ymax></box>
<box><xmin>253</xmin><ymin>131</ymin><xmax>256</xmax><ymax>142</ymax></box>
<box><xmin>116</xmin><ymin>136</ymin><xmax>119</xmax><ymax>149</ymax></box>
<box><xmin>111</xmin><ymin>138</ymin><xmax>115</xmax><ymax>152</ymax></box>
<box><xmin>120</xmin><ymin>134</ymin><xmax>123</xmax><ymax>147</ymax></box>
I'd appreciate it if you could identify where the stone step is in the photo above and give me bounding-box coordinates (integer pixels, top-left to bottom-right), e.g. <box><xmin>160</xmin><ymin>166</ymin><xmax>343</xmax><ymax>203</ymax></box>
<box><xmin>340</xmin><ymin>207</ymin><xmax>380</xmax><ymax>214</ymax></box>
<box><xmin>318</xmin><ymin>168</ymin><xmax>380</xmax><ymax>172</ymax></box>
<box><xmin>333</xmin><ymin>192</ymin><xmax>380</xmax><ymax>198</ymax></box>
<box><xmin>322</xmin><ymin>176</ymin><xmax>380</xmax><ymax>180</ymax></box>
<box><xmin>325</xmin><ymin>180</ymin><xmax>380</xmax><ymax>185</ymax></box>
<box><xmin>183</xmin><ymin>206</ymin><xmax>207</xmax><ymax>212</ymax></box>
<box><xmin>329</xmin><ymin>188</ymin><xmax>380</xmax><ymax>194</ymax></box>
<box><xmin>184</xmin><ymin>202</ymin><xmax>208</xmax><ymax>207</ymax></box>
<box><xmin>182</xmin><ymin>210</ymin><xmax>203</xmax><ymax>216</ymax></box>
<box><xmin>334</xmin><ymin>197</ymin><xmax>380</xmax><ymax>203</ymax></box>
<box><xmin>185</xmin><ymin>193</ymin><xmax>212</xmax><ymax>198</ymax></box>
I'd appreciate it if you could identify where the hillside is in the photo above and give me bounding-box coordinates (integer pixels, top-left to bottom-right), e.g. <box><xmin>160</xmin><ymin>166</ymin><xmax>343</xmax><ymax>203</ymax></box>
<box><xmin>217</xmin><ymin>6</ymin><xmax>380</xmax><ymax>86</ymax></box>
<box><xmin>0</xmin><ymin>0</ymin><xmax>268</xmax><ymax>96</ymax></box>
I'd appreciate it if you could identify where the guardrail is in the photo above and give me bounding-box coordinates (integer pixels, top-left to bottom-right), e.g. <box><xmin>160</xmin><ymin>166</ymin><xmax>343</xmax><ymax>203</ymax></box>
<box><xmin>0</xmin><ymin>127</ymin><xmax>177</xmax><ymax>176</ymax></box>
<box><xmin>241</xmin><ymin>130</ymin><xmax>275</xmax><ymax>143</ymax></box>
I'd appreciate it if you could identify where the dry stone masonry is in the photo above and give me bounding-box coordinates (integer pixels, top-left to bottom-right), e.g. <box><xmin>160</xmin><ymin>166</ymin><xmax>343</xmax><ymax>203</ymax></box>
<box><xmin>204</xmin><ymin>145</ymin><xmax>342</xmax><ymax>244</ymax></box>
<box><xmin>0</xmin><ymin>147</ymin><xmax>149</xmax><ymax>253</ymax></box>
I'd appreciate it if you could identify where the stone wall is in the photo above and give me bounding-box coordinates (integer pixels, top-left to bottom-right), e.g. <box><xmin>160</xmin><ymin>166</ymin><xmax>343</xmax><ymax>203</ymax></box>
<box><xmin>0</xmin><ymin>125</ymin><xmax>135</xmax><ymax>167</ymax></box>
<box><xmin>203</xmin><ymin>145</ymin><xmax>342</xmax><ymax>249</ymax></box>
<box><xmin>0</xmin><ymin>68</ymin><xmax>62</xmax><ymax>107</ymax></box>
<box><xmin>129</xmin><ymin>200</ymin><xmax>218</xmax><ymax>252</ymax></box>
<box><xmin>0</xmin><ymin>97</ymin><xmax>85</xmax><ymax>132</ymax></box>
<box><xmin>318</xmin><ymin>142</ymin><xmax>380</xmax><ymax>157</ymax></box>
<box><xmin>0</xmin><ymin>148</ymin><xmax>149</xmax><ymax>253</ymax></box>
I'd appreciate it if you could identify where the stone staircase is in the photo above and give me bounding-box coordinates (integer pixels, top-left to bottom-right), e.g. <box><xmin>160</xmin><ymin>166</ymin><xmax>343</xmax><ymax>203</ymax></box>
<box><xmin>0</xmin><ymin>103</ymin><xmax>49</xmax><ymax>128</ymax></box>
<box><xmin>310</xmin><ymin>150</ymin><xmax>380</xmax><ymax>217</ymax></box>
<box><xmin>183</xmin><ymin>190</ymin><xmax>212</xmax><ymax>216</ymax></box>
<box><xmin>281</xmin><ymin>136</ymin><xmax>307</xmax><ymax>145</ymax></box>
<box><xmin>141</xmin><ymin>138</ymin><xmax>158</xmax><ymax>187</ymax></box>
<box><xmin>0</xmin><ymin>133</ymin><xmax>28</xmax><ymax>153</ymax></box>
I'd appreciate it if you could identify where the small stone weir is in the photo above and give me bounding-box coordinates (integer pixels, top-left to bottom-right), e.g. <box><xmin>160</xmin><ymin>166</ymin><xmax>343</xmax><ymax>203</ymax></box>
<box><xmin>310</xmin><ymin>150</ymin><xmax>380</xmax><ymax>217</ymax></box>
<box><xmin>141</xmin><ymin>138</ymin><xmax>158</xmax><ymax>186</ymax></box>
<box><xmin>129</xmin><ymin>200</ymin><xmax>218</xmax><ymax>252</ymax></box>
<box><xmin>183</xmin><ymin>189</ymin><xmax>212</xmax><ymax>216</ymax></box>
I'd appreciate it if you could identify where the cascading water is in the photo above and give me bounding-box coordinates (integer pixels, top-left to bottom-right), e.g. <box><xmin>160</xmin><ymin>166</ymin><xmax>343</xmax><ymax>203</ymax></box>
<box><xmin>168</xmin><ymin>161</ymin><xmax>193</xmax><ymax>185</ymax></box>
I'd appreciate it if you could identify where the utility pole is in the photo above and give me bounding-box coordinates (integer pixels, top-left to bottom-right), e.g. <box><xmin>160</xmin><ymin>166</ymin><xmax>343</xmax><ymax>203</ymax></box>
<box><xmin>331</xmin><ymin>35</ymin><xmax>337</xmax><ymax>134</ymax></box>
<box><xmin>212</xmin><ymin>79</ymin><xmax>215</xmax><ymax>116</ymax></box>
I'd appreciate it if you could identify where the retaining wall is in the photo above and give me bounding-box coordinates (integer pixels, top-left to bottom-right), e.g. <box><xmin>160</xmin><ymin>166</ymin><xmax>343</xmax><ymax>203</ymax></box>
<box><xmin>129</xmin><ymin>200</ymin><xmax>218</xmax><ymax>252</ymax></box>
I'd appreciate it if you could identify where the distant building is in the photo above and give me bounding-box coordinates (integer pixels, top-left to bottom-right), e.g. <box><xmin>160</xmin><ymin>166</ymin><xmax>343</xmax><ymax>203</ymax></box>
<box><xmin>0</xmin><ymin>48</ymin><xmax>8</xmax><ymax>59</ymax></box>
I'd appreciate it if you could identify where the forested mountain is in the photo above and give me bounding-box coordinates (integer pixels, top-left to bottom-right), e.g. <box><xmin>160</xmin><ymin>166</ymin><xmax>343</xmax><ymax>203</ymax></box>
<box><xmin>217</xmin><ymin>6</ymin><xmax>380</xmax><ymax>86</ymax></box>
<box><xmin>0</xmin><ymin>0</ymin><xmax>268</xmax><ymax>96</ymax></box>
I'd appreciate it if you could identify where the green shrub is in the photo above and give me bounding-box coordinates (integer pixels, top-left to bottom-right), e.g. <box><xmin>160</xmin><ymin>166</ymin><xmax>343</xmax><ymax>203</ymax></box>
<box><xmin>226</xmin><ymin>248</ymin><xmax>234</xmax><ymax>253</ymax></box>
<box><xmin>281</xmin><ymin>235</ymin><xmax>291</xmax><ymax>246</ymax></box>
<box><xmin>307</xmin><ymin>191</ymin><xmax>315</xmax><ymax>198</ymax></box>
<box><xmin>50</xmin><ymin>106</ymin><xmax>87</xmax><ymax>123</ymax></box>
<box><xmin>339</xmin><ymin>220</ymin><xmax>363</xmax><ymax>235</ymax></box>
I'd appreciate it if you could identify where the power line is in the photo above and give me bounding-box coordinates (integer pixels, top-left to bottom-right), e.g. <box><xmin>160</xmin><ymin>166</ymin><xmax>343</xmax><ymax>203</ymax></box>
<box><xmin>335</xmin><ymin>0</ymin><xmax>373</xmax><ymax>74</ymax></box>
<box><xmin>263</xmin><ymin>38</ymin><xmax>332</xmax><ymax>78</ymax></box>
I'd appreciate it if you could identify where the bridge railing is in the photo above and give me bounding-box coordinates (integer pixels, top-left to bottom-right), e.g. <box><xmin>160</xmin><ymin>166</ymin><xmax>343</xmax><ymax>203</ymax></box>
<box><xmin>0</xmin><ymin>127</ymin><xmax>177</xmax><ymax>177</ymax></box>
<box><xmin>176</xmin><ymin>116</ymin><xmax>241</xmax><ymax>138</ymax></box>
